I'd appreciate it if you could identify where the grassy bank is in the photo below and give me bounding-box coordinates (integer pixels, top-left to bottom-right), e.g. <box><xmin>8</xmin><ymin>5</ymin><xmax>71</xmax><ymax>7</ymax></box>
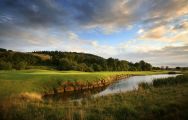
<box><xmin>0</xmin><ymin>70</ymin><xmax>168</xmax><ymax>98</ymax></box>
<box><xmin>0</xmin><ymin>72</ymin><xmax>187</xmax><ymax>120</ymax></box>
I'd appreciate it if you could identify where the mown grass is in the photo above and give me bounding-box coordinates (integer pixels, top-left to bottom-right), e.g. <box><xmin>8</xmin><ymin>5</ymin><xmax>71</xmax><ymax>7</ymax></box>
<box><xmin>0</xmin><ymin>71</ymin><xmax>187</xmax><ymax>120</ymax></box>
<box><xmin>0</xmin><ymin>70</ymin><xmax>168</xmax><ymax>99</ymax></box>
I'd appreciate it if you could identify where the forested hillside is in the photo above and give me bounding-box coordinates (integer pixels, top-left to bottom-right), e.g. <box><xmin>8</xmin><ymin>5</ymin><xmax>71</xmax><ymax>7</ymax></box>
<box><xmin>0</xmin><ymin>48</ymin><xmax>153</xmax><ymax>71</ymax></box>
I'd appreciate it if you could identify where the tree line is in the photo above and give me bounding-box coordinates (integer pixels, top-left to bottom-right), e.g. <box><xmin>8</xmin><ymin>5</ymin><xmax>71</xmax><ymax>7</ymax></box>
<box><xmin>0</xmin><ymin>48</ymin><xmax>153</xmax><ymax>71</ymax></box>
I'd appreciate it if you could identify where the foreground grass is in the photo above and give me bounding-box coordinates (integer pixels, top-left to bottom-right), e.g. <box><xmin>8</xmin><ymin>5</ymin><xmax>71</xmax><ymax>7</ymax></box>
<box><xmin>0</xmin><ymin>72</ymin><xmax>187</xmax><ymax>120</ymax></box>
<box><xmin>0</xmin><ymin>70</ymin><xmax>168</xmax><ymax>99</ymax></box>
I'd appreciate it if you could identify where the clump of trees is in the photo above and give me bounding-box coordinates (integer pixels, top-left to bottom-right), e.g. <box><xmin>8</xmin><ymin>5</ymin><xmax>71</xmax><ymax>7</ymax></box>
<box><xmin>0</xmin><ymin>48</ymin><xmax>153</xmax><ymax>71</ymax></box>
<box><xmin>34</xmin><ymin>51</ymin><xmax>152</xmax><ymax>71</ymax></box>
<box><xmin>175</xmin><ymin>67</ymin><xmax>188</xmax><ymax>71</ymax></box>
<box><xmin>0</xmin><ymin>49</ymin><xmax>40</xmax><ymax>70</ymax></box>
<box><xmin>0</xmin><ymin>61</ymin><xmax>12</xmax><ymax>70</ymax></box>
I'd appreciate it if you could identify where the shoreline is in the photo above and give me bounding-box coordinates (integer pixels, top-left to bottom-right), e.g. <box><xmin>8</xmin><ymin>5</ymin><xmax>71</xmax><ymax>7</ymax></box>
<box><xmin>42</xmin><ymin>71</ymin><xmax>180</xmax><ymax>97</ymax></box>
<box><xmin>43</xmin><ymin>74</ymin><xmax>133</xmax><ymax>96</ymax></box>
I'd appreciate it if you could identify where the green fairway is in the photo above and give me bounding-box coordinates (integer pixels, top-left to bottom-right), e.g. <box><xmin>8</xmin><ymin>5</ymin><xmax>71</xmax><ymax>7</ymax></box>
<box><xmin>0</xmin><ymin>70</ymin><xmax>168</xmax><ymax>99</ymax></box>
<box><xmin>0</xmin><ymin>70</ymin><xmax>169</xmax><ymax>81</ymax></box>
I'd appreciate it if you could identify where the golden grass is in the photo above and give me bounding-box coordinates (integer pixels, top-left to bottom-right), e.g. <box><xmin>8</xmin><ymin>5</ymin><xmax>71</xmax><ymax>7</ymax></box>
<box><xmin>17</xmin><ymin>92</ymin><xmax>42</xmax><ymax>102</ymax></box>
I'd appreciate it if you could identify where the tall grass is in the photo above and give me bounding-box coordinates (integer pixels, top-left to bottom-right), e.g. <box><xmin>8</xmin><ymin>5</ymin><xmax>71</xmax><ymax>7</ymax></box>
<box><xmin>139</xmin><ymin>74</ymin><xmax>188</xmax><ymax>89</ymax></box>
<box><xmin>153</xmin><ymin>75</ymin><xmax>187</xmax><ymax>87</ymax></box>
<box><xmin>0</xmin><ymin>73</ymin><xmax>187</xmax><ymax>120</ymax></box>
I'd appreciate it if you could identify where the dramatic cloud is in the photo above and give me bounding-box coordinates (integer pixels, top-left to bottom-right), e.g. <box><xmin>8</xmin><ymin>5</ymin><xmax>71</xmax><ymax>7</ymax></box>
<box><xmin>0</xmin><ymin>0</ymin><xmax>188</xmax><ymax>66</ymax></box>
<box><xmin>68</xmin><ymin>0</ymin><xmax>188</xmax><ymax>30</ymax></box>
<box><xmin>1</xmin><ymin>0</ymin><xmax>188</xmax><ymax>31</ymax></box>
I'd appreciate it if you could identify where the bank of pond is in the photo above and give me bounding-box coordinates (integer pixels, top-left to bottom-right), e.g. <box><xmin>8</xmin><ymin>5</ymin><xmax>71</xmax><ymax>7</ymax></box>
<box><xmin>44</xmin><ymin>73</ymin><xmax>181</xmax><ymax>101</ymax></box>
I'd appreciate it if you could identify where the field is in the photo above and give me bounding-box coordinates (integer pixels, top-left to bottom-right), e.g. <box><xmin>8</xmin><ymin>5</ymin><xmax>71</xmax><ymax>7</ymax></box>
<box><xmin>0</xmin><ymin>70</ymin><xmax>168</xmax><ymax>99</ymax></box>
<box><xmin>0</xmin><ymin>71</ymin><xmax>187</xmax><ymax>120</ymax></box>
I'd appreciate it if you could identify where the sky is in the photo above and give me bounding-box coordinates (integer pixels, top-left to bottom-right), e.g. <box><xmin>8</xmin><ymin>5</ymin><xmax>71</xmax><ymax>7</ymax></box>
<box><xmin>0</xmin><ymin>0</ymin><xmax>188</xmax><ymax>67</ymax></box>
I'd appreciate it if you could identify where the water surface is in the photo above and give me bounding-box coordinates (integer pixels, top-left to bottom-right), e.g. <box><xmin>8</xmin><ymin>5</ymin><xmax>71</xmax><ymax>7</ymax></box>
<box><xmin>96</xmin><ymin>74</ymin><xmax>180</xmax><ymax>96</ymax></box>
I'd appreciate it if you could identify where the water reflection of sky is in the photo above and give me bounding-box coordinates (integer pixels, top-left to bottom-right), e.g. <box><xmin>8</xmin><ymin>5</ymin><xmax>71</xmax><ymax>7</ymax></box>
<box><xmin>96</xmin><ymin>74</ymin><xmax>180</xmax><ymax>96</ymax></box>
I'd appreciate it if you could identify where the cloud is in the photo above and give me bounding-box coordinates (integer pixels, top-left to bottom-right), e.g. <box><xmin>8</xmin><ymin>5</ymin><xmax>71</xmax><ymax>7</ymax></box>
<box><xmin>139</xmin><ymin>26</ymin><xmax>166</xmax><ymax>39</ymax></box>
<box><xmin>0</xmin><ymin>0</ymin><xmax>65</xmax><ymax>26</ymax></box>
<box><xmin>88</xmin><ymin>39</ymin><xmax>188</xmax><ymax>67</ymax></box>
<box><xmin>0</xmin><ymin>0</ymin><xmax>188</xmax><ymax>67</ymax></box>
<box><xmin>115</xmin><ymin>44</ymin><xmax>188</xmax><ymax>67</ymax></box>
<box><xmin>69</xmin><ymin>0</ymin><xmax>188</xmax><ymax>31</ymax></box>
<box><xmin>0</xmin><ymin>26</ymin><xmax>102</xmax><ymax>53</ymax></box>
<box><xmin>1</xmin><ymin>0</ymin><xmax>188</xmax><ymax>31</ymax></box>
<box><xmin>138</xmin><ymin>18</ymin><xmax>188</xmax><ymax>44</ymax></box>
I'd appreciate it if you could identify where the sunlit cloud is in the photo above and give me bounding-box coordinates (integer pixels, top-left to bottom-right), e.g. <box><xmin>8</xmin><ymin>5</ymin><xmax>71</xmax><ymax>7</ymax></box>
<box><xmin>0</xmin><ymin>0</ymin><xmax>188</xmax><ymax>66</ymax></box>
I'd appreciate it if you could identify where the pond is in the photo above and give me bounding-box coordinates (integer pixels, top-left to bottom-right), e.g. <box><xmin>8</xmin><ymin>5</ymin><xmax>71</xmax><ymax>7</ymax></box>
<box><xmin>95</xmin><ymin>74</ymin><xmax>180</xmax><ymax>96</ymax></box>
<box><xmin>44</xmin><ymin>74</ymin><xmax>180</xmax><ymax>101</ymax></box>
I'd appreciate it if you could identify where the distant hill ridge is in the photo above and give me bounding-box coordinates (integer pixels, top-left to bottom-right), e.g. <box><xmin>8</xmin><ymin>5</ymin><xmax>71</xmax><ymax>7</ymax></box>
<box><xmin>0</xmin><ymin>48</ymin><xmax>153</xmax><ymax>71</ymax></box>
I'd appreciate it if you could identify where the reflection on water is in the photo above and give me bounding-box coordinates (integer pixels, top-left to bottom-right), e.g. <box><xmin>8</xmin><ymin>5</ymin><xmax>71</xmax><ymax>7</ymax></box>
<box><xmin>44</xmin><ymin>74</ymin><xmax>180</xmax><ymax>101</ymax></box>
<box><xmin>96</xmin><ymin>74</ymin><xmax>180</xmax><ymax>96</ymax></box>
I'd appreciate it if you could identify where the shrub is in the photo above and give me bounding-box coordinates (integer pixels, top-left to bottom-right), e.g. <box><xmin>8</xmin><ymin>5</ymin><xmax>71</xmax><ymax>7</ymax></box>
<box><xmin>14</xmin><ymin>61</ymin><xmax>27</xmax><ymax>70</ymax></box>
<box><xmin>0</xmin><ymin>61</ymin><xmax>12</xmax><ymax>70</ymax></box>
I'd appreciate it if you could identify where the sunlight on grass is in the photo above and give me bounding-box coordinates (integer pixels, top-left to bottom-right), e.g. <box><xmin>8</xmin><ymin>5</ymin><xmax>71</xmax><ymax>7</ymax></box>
<box><xmin>0</xmin><ymin>70</ymin><xmax>168</xmax><ymax>99</ymax></box>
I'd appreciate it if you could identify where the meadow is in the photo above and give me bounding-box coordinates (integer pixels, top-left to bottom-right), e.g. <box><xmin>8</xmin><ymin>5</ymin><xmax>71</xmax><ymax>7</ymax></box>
<box><xmin>0</xmin><ymin>71</ymin><xmax>187</xmax><ymax>120</ymax></box>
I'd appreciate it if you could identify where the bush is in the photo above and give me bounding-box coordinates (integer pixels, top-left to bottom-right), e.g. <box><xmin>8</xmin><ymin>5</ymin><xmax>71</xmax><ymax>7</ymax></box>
<box><xmin>0</xmin><ymin>61</ymin><xmax>12</xmax><ymax>70</ymax></box>
<box><xmin>0</xmin><ymin>48</ymin><xmax>7</xmax><ymax>52</ymax></box>
<box><xmin>14</xmin><ymin>61</ymin><xmax>27</xmax><ymax>70</ymax></box>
